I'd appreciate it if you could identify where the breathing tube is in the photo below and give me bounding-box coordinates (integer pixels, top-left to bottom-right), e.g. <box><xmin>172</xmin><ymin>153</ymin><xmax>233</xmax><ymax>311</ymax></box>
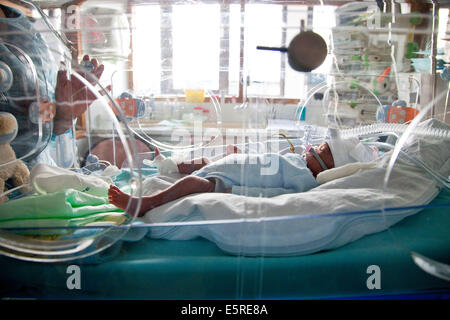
<box><xmin>298</xmin><ymin>81</ymin><xmax>450</xmax><ymax>141</ymax></box>
<box><xmin>339</xmin><ymin>122</ymin><xmax>450</xmax><ymax>140</ymax></box>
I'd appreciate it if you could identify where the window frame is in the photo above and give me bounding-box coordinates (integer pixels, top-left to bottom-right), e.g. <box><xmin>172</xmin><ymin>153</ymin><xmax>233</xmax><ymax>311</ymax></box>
<box><xmin>59</xmin><ymin>0</ymin><xmax>345</xmax><ymax>105</ymax></box>
<box><xmin>129</xmin><ymin>0</ymin><xmax>342</xmax><ymax>104</ymax></box>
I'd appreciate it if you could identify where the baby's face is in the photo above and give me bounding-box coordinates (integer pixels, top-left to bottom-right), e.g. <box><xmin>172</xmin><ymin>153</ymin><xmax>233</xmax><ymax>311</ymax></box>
<box><xmin>304</xmin><ymin>142</ymin><xmax>335</xmax><ymax>178</ymax></box>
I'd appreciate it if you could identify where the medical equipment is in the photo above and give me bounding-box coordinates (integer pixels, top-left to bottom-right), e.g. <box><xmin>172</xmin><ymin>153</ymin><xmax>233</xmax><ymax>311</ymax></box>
<box><xmin>257</xmin><ymin>30</ymin><xmax>328</xmax><ymax>72</ymax></box>
<box><xmin>376</xmin><ymin>99</ymin><xmax>420</xmax><ymax>124</ymax></box>
<box><xmin>112</xmin><ymin>92</ymin><xmax>146</xmax><ymax>119</ymax></box>
<box><xmin>0</xmin><ymin>0</ymin><xmax>448</xmax><ymax>301</ymax></box>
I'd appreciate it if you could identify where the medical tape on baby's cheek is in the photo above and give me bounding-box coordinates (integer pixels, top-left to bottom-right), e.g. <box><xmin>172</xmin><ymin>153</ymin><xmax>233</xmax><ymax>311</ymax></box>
<box><xmin>308</xmin><ymin>147</ymin><xmax>329</xmax><ymax>170</ymax></box>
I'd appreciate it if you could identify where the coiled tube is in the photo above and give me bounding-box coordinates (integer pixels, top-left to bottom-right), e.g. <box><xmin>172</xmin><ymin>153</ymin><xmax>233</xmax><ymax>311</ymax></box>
<box><xmin>339</xmin><ymin>123</ymin><xmax>450</xmax><ymax>140</ymax></box>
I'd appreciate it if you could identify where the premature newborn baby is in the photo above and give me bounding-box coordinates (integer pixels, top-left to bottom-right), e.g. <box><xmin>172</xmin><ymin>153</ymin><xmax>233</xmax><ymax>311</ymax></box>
<box><xmin>109</xmin><ymin>136</ymin><xmax>376</xmax><ymax>217</ymax></box>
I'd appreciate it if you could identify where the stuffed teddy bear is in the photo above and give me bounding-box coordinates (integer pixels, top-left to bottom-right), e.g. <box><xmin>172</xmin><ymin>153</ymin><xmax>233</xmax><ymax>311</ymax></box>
<box><xmin>0</xmin><ymin>112</ymin><xmax>31</xmax><ymax>202</ymax></box>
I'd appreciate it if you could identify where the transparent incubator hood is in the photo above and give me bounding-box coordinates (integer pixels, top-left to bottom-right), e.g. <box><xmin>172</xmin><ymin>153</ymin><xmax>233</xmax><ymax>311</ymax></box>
<box><xmin>0</xmin><ymin>0</ymin><xmax>142</xmax><ymax>262</ymax></box>
<box><xmin>0</xmin><ymin>0</ymin><xmax>447</xmax><ymax>282</ymax></box>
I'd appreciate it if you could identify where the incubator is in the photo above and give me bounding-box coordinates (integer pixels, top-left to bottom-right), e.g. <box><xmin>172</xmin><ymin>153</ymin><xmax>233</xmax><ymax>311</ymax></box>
<box><xmin>0</xmin><ymin>0</ymin><xmax>449</xmax><ymax>299</ymax></box>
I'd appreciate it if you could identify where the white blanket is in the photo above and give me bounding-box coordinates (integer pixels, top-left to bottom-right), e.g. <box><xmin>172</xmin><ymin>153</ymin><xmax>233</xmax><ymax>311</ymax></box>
<box><xmin>140</xmin><ymin>119</ymin><xmax>450</xmax><ymax>256</ymax></box>
<box><xmin>30</xmin><ymin>163</ymin><xmax>112</xmax><ymax>197</ymax></box>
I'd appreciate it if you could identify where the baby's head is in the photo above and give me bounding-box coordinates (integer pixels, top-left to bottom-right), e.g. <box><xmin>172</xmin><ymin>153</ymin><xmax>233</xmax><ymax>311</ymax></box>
<box><xmin>305</xmin><ymin>134</ymin><xmax>378</xmax><ymax>177</ymax></box>
<box><xmin>304</xmin><ymin>142</ymin><xmax>335</xmax><ymax>177</ymax></box>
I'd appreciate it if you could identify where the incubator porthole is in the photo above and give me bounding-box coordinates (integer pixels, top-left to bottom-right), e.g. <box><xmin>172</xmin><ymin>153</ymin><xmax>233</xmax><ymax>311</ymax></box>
<box><xmin>0</xmin><ymin>59</ymin><xmax>141</xmax><ymax>262</ymax></box>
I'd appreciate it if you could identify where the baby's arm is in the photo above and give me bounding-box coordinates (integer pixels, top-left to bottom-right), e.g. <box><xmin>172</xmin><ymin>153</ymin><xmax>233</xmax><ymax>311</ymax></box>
<box><xmin>177</xmin><ymin>158</ymin><xmax>210</xmax><ymax>174</ymax></box>
<box><xmin>150</xmin><ymin>146</ymin><xmax>241</xmax><ymax>175</ymax></box>
<box><xmin>178</xmin><ymin>145</ymin><xmax>242</xmax><ymax>174</ymax></box>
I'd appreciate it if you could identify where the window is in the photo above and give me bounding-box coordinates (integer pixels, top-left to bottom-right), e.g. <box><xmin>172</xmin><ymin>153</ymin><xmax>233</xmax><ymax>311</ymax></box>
<box><xmin>172</xmin><ymin>4</ymin><xmax>220</xmax><ymax>91</ymax></box>
<box><xmin>133</xmin><ymin>5</ymin><xmax>161</xmax><ymax>96</ymax></box>
<box><xmin>132</xmin><ymin>2</ymin><xmax>337</xmax><ymax>101</ymax></box>
<box><xmin>244</xmin><ymin>4</ymin><xmax>284</xmax><ymax>97</ymax></box>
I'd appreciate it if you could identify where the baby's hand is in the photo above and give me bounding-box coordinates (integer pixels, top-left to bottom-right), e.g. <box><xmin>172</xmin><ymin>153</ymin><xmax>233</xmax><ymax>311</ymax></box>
<box><xmin>143</xmin><ymin>150</ymin><xmax>179</xmax><ymax>175</ymax></box>
<box><xmin>154</xmin><ymin>147</ymin><xmax>162</xmax><ymax>158</ymax></box>
<box><xmin>226</xmin><ymin>145</ymin><xmax>241</xmax><ymax>155</ymax></box>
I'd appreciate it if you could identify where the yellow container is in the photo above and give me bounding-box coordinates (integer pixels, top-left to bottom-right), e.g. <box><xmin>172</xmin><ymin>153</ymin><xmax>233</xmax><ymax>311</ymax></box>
<box><xmin>185</xmin><ymin>89</ymin><xmax>205</xmax><ymax>103</ymax></box>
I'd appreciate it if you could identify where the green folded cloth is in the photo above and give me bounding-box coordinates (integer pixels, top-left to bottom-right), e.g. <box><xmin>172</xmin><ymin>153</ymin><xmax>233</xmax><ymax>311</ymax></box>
<box><xmin>0</xmin><ymin>189</ymin><xmax>125</xmax><ymax>235</ymax></box>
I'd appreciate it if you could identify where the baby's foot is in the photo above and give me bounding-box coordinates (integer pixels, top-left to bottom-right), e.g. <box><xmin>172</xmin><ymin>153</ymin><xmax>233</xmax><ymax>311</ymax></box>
<box><xmin>226</xmin><ymin>145</ymin><xmax>241</xmax><ymax>155</ymax></box>
<box><xmin>108</xmin><ymin>185</ymin><xmax>139</xmax><ymax>216</ymax></box>
<box><xmin>108</xmin><ymin>185</ymin><xmax>157</xmax><ymax>217</ymax></box>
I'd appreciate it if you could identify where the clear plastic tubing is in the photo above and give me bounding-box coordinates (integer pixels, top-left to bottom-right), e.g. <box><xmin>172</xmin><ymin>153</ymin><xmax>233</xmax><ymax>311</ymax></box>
<box><xmin>339</xmin><ymin>123</ymin><xmax>450</xmax><ymax>140</ymax></box>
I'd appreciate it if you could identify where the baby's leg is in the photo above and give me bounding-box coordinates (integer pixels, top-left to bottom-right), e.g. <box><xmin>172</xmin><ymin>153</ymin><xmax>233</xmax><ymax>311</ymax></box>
<box><xmin>108</xmin><ymin>175</ymin><xmax>216</xmax><ymax>217</ymax></box>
